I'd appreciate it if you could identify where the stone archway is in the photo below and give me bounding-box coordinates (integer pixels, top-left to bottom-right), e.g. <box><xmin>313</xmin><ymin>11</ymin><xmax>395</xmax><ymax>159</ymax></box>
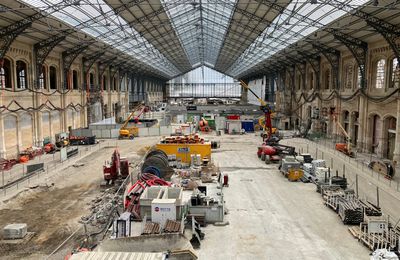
<box><xmin>383</xmin><ymin>115</ymin><xmax>396</xmax><ymax>159</ymax></box>
<box><xmin>368</xmin><ymin>113</ymin><xmax>382</xmax><ymax>155</ymax></box>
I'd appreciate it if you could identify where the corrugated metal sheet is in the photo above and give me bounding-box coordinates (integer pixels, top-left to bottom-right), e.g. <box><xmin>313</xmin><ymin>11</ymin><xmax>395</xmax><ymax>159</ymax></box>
<box><xmin>69</xmin><ymin>252</ymin><xmax>166</xmax><ymax>260</ymax></box>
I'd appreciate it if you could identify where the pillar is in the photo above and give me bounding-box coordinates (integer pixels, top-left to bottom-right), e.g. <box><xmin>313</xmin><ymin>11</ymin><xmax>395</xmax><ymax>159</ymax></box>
<box><xmin>392</xmin><ymin>98</ymin><xmax>400</xmax><ymax>164</ymax></box>
<box><xmin>16</xmin><ymin>116</ymin><xmax>23</xmax><ymax>153</ymax></box>
<box><xmin>0</xmin><ymin>114</ymin><xmax>6</xmax><ymax>158</ymax></box>
<box><xmin>49</xmin><ymin>112</ymin><xmax>54</xmax><ymax>143</ymax></box>
<box><xmin>357</xmin><ymin>96</ymin><xmax>367</xmax><ymax>152</ymax></box>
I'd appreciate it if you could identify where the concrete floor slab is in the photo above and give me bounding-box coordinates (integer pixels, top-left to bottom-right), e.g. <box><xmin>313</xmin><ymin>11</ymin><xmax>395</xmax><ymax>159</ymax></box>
<box><xmin>199</xmin><ymin>134</ymin><xmax>369</xmax><ymax>260</ymax></box>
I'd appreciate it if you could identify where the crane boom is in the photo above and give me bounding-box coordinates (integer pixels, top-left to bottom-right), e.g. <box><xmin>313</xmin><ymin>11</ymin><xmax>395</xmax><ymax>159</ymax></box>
<box><xmin>239</xmin><ymin>80</ymin><xmax>274</xmax><ymax>142</ymax></box>
<box><xmin>121</xmin><ymin>104</ymin><xmax>143</xmax><ymax>129</ymax></box>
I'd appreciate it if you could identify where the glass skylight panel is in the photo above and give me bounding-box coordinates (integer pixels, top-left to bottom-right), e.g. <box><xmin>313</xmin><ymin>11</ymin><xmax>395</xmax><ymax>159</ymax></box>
<box><xmin>21</xmin><ymin>0</ymin><xmax>180</xmax><ymax>78</ymax></box>
<box><xmin>228</xmin><ymin>0</ymin><xmax>370</xmax><ymax>77</ymax></box>
<box><xmin>161</xmin><ymin>0</ymin><xmax>235</xmax><ymax>68</ymax></box>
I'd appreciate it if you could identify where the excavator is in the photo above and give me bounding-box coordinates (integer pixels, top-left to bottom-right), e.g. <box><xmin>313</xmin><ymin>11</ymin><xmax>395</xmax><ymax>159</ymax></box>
<box><xmin>119</xmin><ymin>104</ymin><xmax>149</xmax><ymax>139</ymax></box>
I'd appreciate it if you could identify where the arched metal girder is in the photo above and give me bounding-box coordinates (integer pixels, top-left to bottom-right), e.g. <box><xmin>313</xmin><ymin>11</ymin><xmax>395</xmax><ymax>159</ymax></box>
<box><xmin>323</xmin><ymin>0</ymin><xmax>400</xmax><ymax>63</ymax></box>
<box><xmin>34</xmin><ymin>32</ymin><xmax>72</xmax><ymax>88</ymax></box>
<box><xmin>0</xmin><ymin>0</ymin><xmax>83</xmax><ymax>60</ymax></box>
<box><xmin>309</xmin><ymin>42</ymin><xmax>341</xmax><ymax>90</ymax></box>
<box><xmin>325</xmin><ymin>28</ymin><xmax>368</xmax><ymax>89</ymax></box>
<box><xmin>99</xmin><ymin>58</ymin><xmax>118</xmax><ymax>78</ymax></box>
<box><xmin>0</xmin><ymin>20</ymin><xmax>32</xmax><ymax>60</ymax></box>
<box><xmin>62</xmin><ymin>43</ymin><xmax>92</xmax><ymax>89</ymax></box>
<box><xmin>296</xmin><ymin>53</ymin><xmax>321</xmax><ymax>90</ymax></box>
<box><xmin>83</xmin><ymin>51</ymin><xmax>106</xmax><ymax>91</ymax></box>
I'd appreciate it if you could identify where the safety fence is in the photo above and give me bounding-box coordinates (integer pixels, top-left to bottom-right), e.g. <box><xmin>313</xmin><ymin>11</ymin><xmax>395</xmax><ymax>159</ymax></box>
<box><xmin>0</xmin><ymin>141</ymin><xmax>112</xmax><ymax>197</ymax></box>
<box><xmin>283</xmin><ymin>138</ymin><xmax>400</xmax><ymax>221</ymax></box>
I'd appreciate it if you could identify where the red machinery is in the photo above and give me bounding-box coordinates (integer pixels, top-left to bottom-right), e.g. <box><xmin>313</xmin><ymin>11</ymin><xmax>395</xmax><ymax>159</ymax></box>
<box><xmin>44</xmin><ymin>143</ymin><xmax>56</xmax><ymax>153</ymax></box>
<box><xmin>257</xmin><ymin>144</ymin><xmax>296</xmax><ymax>164</ymax></box>
<box><xmin>103</xmin><ymin>150</ymin><xmax>129</xmax><ymax>184</ymax></box>
<box><xmin>124</xmin><ymin>172</ymin><xmax>170</xmax><ymax>219</ymax></box>
<box><xmin>199</xmin><ymin>117</ymin><xmax>210</xmax><ymax>132</ymax></box>
<box><xmin>240</xmin><ymin>80</ymin><xmax>276</xmax><ymax>143</ymax></box>
<box><xmin>0</xmin><ymin>158</ymin><xmax>17</xmax><ymax>171</ymax></box>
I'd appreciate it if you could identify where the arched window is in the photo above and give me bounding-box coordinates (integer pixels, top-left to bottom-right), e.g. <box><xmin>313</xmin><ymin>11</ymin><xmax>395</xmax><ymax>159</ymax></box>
<box><xmin>324</xmin><ymin>69</ymin><xmax>330</xmax><ymax>90</ymax></box>
<box><xmin>344</xmin><ymin>64</ymin><xmax>353</xmax><ymax>89</ymax></box>
<box><xmin>309</xmin><ymin>71</ymin><xmax>314</xmax><ymax>90</ymax></box>
<box><xmin>16</xmin><ymin>60</ymin><xmax>27</xmax><ymax>89</ymax></box>
<box><xmin>103</xmin><ymin>75</ymin><xmax>107</xmax><ymax>91</ymax></box>
<box><xmin>89</xmin><ymin>73</ymin><xmax>94</xmax><ymax>90</ymax></box>
<box><xmin>72</xmin><ymin>70</ymin><xmax>78</xmax><ymax>90</ymax></box>
<box><xmin>49</xmin><ymin>66</ymin><xmax>57</xmax><ymax>89</ymax></box>
<box><xmin>391</xmin><ymin>58</ymin><xmax>399</xmax><ymax>88</ymax></box>
<box><xmin>375</xmin><ymin>59</ymin><xmax>386</xmax><ymax>89</ymax></box>
<box><xmin>39</xmin><ymin>65</ymin><xmax>46</xmax><ymax>89</ymax></box>
<box><xmin>0</xmin><ymin>58</ymin><xmax>11</xmax><ymax>88</ymax></box>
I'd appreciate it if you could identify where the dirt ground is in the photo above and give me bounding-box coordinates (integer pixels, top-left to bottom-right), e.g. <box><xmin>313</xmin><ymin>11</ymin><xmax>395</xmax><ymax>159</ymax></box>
<box><xmin>0</xmin><ymin>137</ymin><xmax>160</xmax><ymax>259</ymax></box>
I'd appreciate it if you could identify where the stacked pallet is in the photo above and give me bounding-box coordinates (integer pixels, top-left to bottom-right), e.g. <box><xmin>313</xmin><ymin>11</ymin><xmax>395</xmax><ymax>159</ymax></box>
<box><xmin>142</xmin><ymin>222</ymin><xmax>160</xmax><ymax>235</ymax></box>
<box><xmin>164</xmin><ymin>219</ymin><xmax>181</xmax><ymax>233</ymax></box>
<box><xmin>360</xmin><ymin>201</ymin><xmax>382</xmax><ymax>217</ymax></box>
<box><xmin>338</xmin><ymin>198</ymin><xmax>363</xmax><ymax>225</ymax></box>
<box><xmin>331</xmin><ymin>176</ymin><xmax>348</xmax><ymax>189</ymax></box>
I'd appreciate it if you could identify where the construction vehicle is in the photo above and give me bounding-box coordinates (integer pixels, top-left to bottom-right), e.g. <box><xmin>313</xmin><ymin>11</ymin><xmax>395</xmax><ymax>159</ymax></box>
<box><xmin>258</xmin><ymin>116</ymin><xmax>278</xmax><ymax>139</ymax></box>
<box><xmin>119</xmin><ymin>104</ymin><xmax>149</xmax><ymax>139</ymax></box>
<box><xmin>239</xmin><ymin>80</ymin><xmax>278</xmax><ymax>144</ymax></box>
<box><xmin>55</xmin><ymin>132</ymin><xmax>69</xmax><ymax>148</ymax></box>
<box><xmin>332</xmin><ymin>114</ymin><xmax>355</xmax><ymax>157</ymax></box>
<box><xmin>199</xmin><ymin>117</ymin><xmax>210</xmax><ymax>132</ymax></box>
<box><xmin>257</xmin><ymin>143</ymin><xmax>297</xmax><ymax>164</ymax></box>
<box><xmin>103</xmin><ymin>149</ymin><xmax>129</xmax><ymax>185</ymax></box>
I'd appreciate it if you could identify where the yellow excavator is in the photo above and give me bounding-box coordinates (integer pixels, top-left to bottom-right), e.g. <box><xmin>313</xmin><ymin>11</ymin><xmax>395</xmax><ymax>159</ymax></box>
<box><xmin>119</xmin><ymin>104</ymin><xmax>149</xmax><ymax>139</ymax></box>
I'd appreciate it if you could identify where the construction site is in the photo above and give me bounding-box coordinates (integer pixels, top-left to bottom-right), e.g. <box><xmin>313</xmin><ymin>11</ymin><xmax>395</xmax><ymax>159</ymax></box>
<box><xmin>1</xmin><ymin>0</ymin><xmax>400</xmax><ymax>259</ymax></box>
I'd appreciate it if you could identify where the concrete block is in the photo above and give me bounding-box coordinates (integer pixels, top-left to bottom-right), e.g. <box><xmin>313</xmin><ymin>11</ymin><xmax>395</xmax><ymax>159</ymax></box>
<box><xmin>101</xmin><ymin>129</ymin><xmax>111</xmax><ymax>138</ymax></box>
<box><xmin>160</xmin><ymin>126</ymin><xmax>172</xmax><ymax>135</ymax></box>
<box><xmin>3</xmin><ymin>223</ymin><xmax>27</xmax><ymax>239</ymax></box>
<box><xmin>148</xmin><ymin>127</ymin><xmax>160</xmax><ymax>136</ymax></box>
<box><xmin>110</xmin><ymin>129</ymin><xmax>119</xmax><ymax>138</ymax></box>
<box><xmin>92</xmin><ymin>130</ymin><xmax>102</xmax><ymax>138</ymax></box>
<box><xmin>138</xmin><ymin>128</ymin><xmax>149</xmax><ymax>137</ymax></box>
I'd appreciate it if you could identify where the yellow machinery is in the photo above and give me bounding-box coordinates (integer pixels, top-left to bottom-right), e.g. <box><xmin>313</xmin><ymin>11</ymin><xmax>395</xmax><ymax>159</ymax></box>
<box><xmin>119</xmin><ymin>104</ymin><xmax>147</xmax><ymax>139</ymax></box>
<box><xmin>156</xmin><ymin>135</ymin><xmax>211</xmax><ymax>164</ymax></box>
<box><xmin>258</xmin><ymin>116</ymin><xmax>278</xmax><ymax>136</ymax></box>
<box><xmin>287</xmin><ymin>168</ymin><xmax>304</xmax><ymax>182</ymax></box>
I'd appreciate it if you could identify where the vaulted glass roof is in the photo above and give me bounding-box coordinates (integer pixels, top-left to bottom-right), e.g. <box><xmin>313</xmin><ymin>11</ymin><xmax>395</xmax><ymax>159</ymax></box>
<box><xmin>12</xmin><ymin>0</ymin><xmax>396</xmax><ymax>80</ymax></box>
<box><xmin>22</xmin><ymin>0</ymin><xmax>181</xmax><ymax>78</ymax></box>
<box><xmin>162</xmin><ymin>0</ymin><xmax>236</xmax><ymax>67</ymax></box>
<box><xmin>227</xmin><ymin>0</ymin><xmax>370</xmax><ymax>77</ymax></box>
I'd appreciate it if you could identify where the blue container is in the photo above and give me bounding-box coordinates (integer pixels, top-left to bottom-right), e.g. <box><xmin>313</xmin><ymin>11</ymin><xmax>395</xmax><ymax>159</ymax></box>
<box><xmin>241</xmin><ymin>121</ymin><xmax>254</xmax><ymax>132</ymax></box>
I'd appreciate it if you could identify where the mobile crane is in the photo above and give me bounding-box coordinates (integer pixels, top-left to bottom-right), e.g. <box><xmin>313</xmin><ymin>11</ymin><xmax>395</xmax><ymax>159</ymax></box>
<box><xmin>239</xmin><ymin>80</ymin><xmax>277</xmax><ymax>143</ymax></box>
<box><xmin>240</xmin><ymin>80</ymin><xmax>296</xmax><ymax>164</ymax></box>
<box><xmin>332</xmin><ymin>114</ymin><xmax>355</xmax><ymax>157</ymax></box>
<box><xmin>119</xmin><ymin>104</ymin><xmax>149</xmax><ymax>139</ymax></box>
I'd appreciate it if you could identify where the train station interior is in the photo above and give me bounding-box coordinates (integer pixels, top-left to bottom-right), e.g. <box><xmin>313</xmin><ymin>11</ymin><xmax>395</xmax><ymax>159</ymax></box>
<box><xmin>1</xmin><ymin>0</ymin><xmax>400</xmax><ymax>259</ymax></box>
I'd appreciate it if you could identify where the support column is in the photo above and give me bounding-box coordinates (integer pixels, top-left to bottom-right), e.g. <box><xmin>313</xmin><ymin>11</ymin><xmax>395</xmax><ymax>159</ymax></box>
<box><xmin>0</xmin><ymin>114</ymin><xmax>6</xmax><ymax>158</ymax></box>
<box><xmin>357</xmin><ymin>96</ymin><xmax>367</xmax><ymax>152</ymax></box>
<box><xmin>16</xmin><ymin>116</ymin><xmax>23</xmax><ymax>153</ymax></box>
<box><xmin>49</xmin><ymin>112</ymin><xmax>54</xmax><ymax>143</ymax></box>
<box><xmin>392</xmin><ymin>98</ymin><xmax>400</xmax><ymax>164</ymax></box>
